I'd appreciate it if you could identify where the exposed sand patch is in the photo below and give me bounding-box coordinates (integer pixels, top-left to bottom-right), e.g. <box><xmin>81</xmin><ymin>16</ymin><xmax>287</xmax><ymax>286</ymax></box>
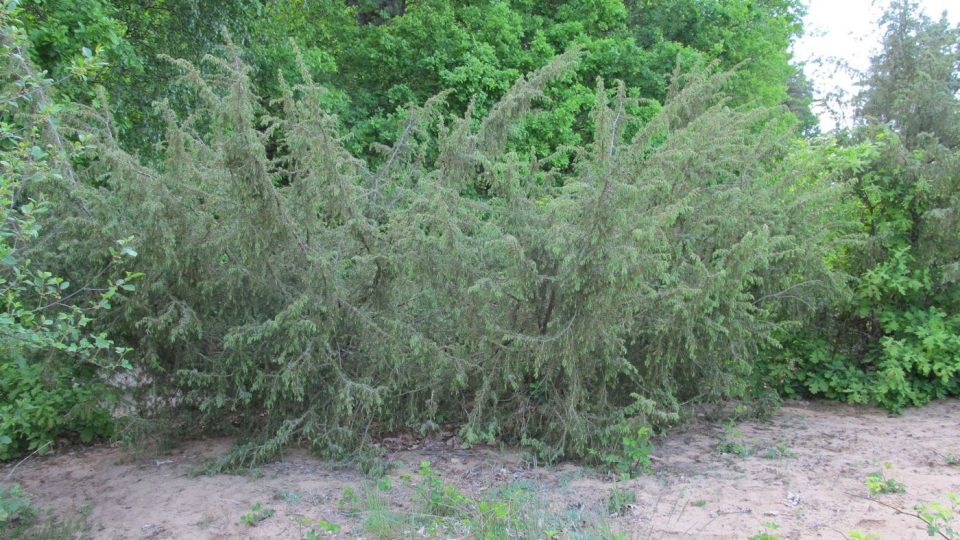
<box><xmin>4</xmin><ymin>399</ymin><xmax>958</xmax><ymax>539</ymax></box>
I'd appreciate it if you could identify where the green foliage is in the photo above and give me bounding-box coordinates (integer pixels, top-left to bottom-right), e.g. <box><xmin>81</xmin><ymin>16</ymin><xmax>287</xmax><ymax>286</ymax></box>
<box><xmin>762</xmin><ymin>2</ymin><xmax>960</xmax><ymax>411</ymax></box>
<box><xmin>0</xmin><ymin>359</ymin><xmax>114</xmax><ymax>459</ymax></box>
<box><xmin>416</xmin><ymin>460</ymin><xmax>471</xmax><ymax>517</ymax></box>
<box><xmin>716</xmin><ymin>422</ymin><xmax>751</xmax><ymax>457</ymax></box>
<box><xmin>35</xmin><ymin>20</ymin><xmax>845</xmax><ymax>465</ymax></box>
<box><xmin>866</xmin><ymin>467</ymin><xmax>906</xmax><ymax>495</ymax></box>
<box><xmin>916</xmin><ymin>492</ymin><xmax>959</xmax><ymax>539</ymax></box>
<box><xmin>606</xmin><ymin>486</ymin><xmax>635</xmax><ymax>516</ymax></box>
<box><xmin>761</xmin><ymin>442</ymin><xmax>794</xmax><ymax>460</ymax></box>
<box><xmin>14</xmin><ymin>0</ymin><xmax>812</xmax><ymax>163</ymax></box>
<box><xmin>748</xmin><ymin>522</ymin><xmax>781</xmax><ymax>540</ymax></box>
<box><xmin>0</xmin><ymin>483</ymin><xmax>89</xmax><ymax>539</ymax></box>
<box><xmin>0</xmin><ymin>4</ymin><xmax>136</xmax><ymax>459</ymax></box>
<box><xmin>16</xmin><ymin>0</ymin><xmax>134</xmax><ymax>97</ymax></box>
<box><xmin>343</xmin><ymin>473</ymin><xmax>618</xmax><ymax>539</ymax></box>
<box><xmin>857</xmin><ymin>1</ymin><xmax>960</xmax><ymax>149</ymax></box>
<box><xmin>240</xmin><ymin>502</ymin><xmax>275</xmax><ymax>526</ymax></box>
<box><xmin>593</xmin><ymin>427</ymin><xmax>653</xmax><ymax>479</ymax></box>
<box><xmin>0</xmin><ymin>484</ymin><xmax>30</xmax><ymax>524</ymax></box>
<box><xmin>848</xmin><ymin>532</ymin><xmax>882</xmax><ymax>540</ymax></box>
<box><xmin>629</xmin><ymin>0</ymin><xmax>805</xmax><ymax>106</ymax></box>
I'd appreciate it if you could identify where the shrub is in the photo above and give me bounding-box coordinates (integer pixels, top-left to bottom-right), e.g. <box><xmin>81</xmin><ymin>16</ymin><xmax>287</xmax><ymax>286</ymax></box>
<box><xmin>0</xmin><ymin>4</ymin><xmax>136</xmax><ymax>459</ymax></box>
<box><xmin>760</xmin><ymin>4</ymin><xmax>960</xmax><ymax>410</ymax></box>
<box><xmin>40</xmin><ymin>28</ymin><xmax>847</xmax><ymax>466</ymax></box>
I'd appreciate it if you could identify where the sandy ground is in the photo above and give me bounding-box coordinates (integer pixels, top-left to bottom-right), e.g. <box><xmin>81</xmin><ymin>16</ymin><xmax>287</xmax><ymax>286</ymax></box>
<box><xmin>3</xmin><ymin>399</ymin><xmax>959</xmax><ymax>539</ymax></box>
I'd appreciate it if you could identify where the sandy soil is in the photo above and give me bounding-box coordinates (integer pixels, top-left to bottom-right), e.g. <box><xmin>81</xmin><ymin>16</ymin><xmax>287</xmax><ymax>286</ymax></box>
<box><xmin>3</xmin><ymin>399</ymin><xmax>959</xmax><ymax>539</ymax></box>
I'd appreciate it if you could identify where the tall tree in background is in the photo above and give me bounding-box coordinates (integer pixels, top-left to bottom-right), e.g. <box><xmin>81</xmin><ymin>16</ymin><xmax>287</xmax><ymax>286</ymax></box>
<box><xmin>17</xmin><ymin>0</ymin><xmax>815</xmax><ymax>161</ymax></box>
<box><xmin>766</xmin><ymin>0</ymin><xmax>960</xmax><ymax>410</ymax></box>
<box><xmin>856</xmin><ymin>0</ymin><xmax>960</xmax><ymax>148</ymax></box>
<box><xmin>629</xmin><ymin>0</ymin><xmax>805</xmax><ymax>106</ymax></box>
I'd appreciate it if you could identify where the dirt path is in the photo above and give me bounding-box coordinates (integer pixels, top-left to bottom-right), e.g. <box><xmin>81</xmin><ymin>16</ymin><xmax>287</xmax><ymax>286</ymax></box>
<box><xmin>4</xmin><ymin>399</ymin><xmax>959</xmax><ymax>539</ymax></box>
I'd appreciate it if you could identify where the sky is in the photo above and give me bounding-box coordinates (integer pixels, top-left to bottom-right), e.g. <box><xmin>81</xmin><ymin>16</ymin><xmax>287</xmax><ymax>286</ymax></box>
<box><xmin>792</xmin><ymin>0</ymin><xmax>960</xmax><ymax>131</ymax></box>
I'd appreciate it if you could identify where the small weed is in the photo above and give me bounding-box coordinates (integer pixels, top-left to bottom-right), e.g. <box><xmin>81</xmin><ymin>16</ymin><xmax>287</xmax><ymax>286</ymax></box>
<box><xmin>748</xmin><ymin>521</ymin><xmax>781</xmax><ymax>540</ymax></box>
<box><xmin>943</xmin><ymin>451</ymin><xmax>959</xmax><ymax>466</ymax></box>
<box><xmin>866</xmin><ymin>469</ymin><xmax>906</xmax><ymax>494</ymax></box>
<box><xmin>240</xmin><ymin>502</ymin><xmax>275</xmax><ymax>526</ymax></box>
<box><xmin>620</xmin><ymin>427</ymin><xmax>654</xmax><ymax>476</ymax></box>
<box><xmin>335</xmin><ymin>484</ymin><xmax>413</xmax><ymax>539</ymax></box>
<box><xmin>317</xmin><ymin>519</ymin><xmax>340</xmax><ymax>532</ymax></box>
<box><xmin>848</xmin><ymin>531</ymin><xmax>882</xmax><ymax>540</ymax></box>
<box><xmin>276</xmin><ymin>490</ymin><xmax>303</xmax><ymax>504</ymax></box>
<box><xmin>0</xmin><ymin>484</ymin><xmax>31</xmax><ymax>524</ymax></box>
<box><xmin>337</xmin><ymin>487</ymin><xmax>362</xmax><ymax>517</ymax></box>
<box><xmin>1</xmin><ymin>484</ymin><xmax>91</xmax><ymax>539</ymax></box>
<box><xmin>761</xmin><ymin>443</ymin><xmax>795</xmax><ymax>459</ymax></box>
<box><xmin>417</xmin><ymin>460</ymin><xmax>471</xmax><ymax>517</ymax></box>
<box><xmin>360</xmin><ymin>488</ymin><xmax>409</xmax><ymax>539</ymax></box>
<box><xmin>594</xmin><ymin>427</ymin><xmax>654</xmax><ymax>479</ymax></box>
<box><xmin>357</xmin><ymin>451</ymin><xmax>395</xmax><ymax>479</ymax></box>
<box><xmin>305</xmin><ymin>518</ymin><xmax>342</xmax><ymax>538</ymax></box>
<box><xmin>607</xmin><ymin>487</ymin><xmax>636</xmax><ymax>516</ymax></box>
<box><xmin>195</xmin><ymin>515</ymin><xmax>216</xmax><ymax>529</ymax></box>
<box><xmin>344</xmin><ymin>469</ymin><xmax>619</xmax><ymax>540</ymax></box>
<box><xmin>692</xmin><ymin>499</ymin><xmax>707</xmax><ymax>507</ymax></box>
<box><xmin>717</xmin><ymin>422</ymin><xmax>751</xmax><ymax>457</ymax></box>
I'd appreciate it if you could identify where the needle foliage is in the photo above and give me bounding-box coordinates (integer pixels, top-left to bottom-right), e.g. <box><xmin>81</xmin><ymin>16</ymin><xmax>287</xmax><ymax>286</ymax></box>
<box><xmin>27</xmin><ymin>36</ymin><xmax>847</xmax><ymax>466</ymax></box>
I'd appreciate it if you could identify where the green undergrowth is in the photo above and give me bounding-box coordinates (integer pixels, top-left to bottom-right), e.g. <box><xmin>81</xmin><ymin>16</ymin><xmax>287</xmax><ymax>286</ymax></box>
<box><xmin>0</xmin><ymin>483</ymin><xmax>91</xmax><ymax>540</ymax></box>
<box><xmin>334</xmin><ymin>460</ymin><xmax>620</xmax><ymax>539</ymax></box>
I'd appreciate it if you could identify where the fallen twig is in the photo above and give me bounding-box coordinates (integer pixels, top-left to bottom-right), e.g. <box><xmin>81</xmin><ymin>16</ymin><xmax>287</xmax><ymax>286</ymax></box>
<box><xmin>3</xmin><ymin>441</ymin><xmax>52</xmax><ymax>483</ymax></box>
<box><xmin>848</xmin><ymin>491</ymin><xmax>951</xmax><ymax>540</ymax></box>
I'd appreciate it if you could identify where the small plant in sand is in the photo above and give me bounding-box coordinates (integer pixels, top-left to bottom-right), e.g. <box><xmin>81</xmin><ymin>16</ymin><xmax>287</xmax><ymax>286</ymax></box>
<box><xmin>417</xmin><ymin>460</ymin><xmax>472</xmax><ymax>517</ymax></box>
<box><xmin>847</xmin><ymin>531</ymin><xmax>882</xmax><ymax>540</ymax></box>
<box><xmin>275</xmin><ymin>490</ymin><xmax>303</xmax><ymax>504</ymax></box>
<box><xmin>607</xmin><ymin>487</ymin><xmax>636</xmax><ymax>516</ymax></box>
<box><xmin>337</xmin><ymin>487</ymin><xmax>362</xmax><ymax>517</ymax></box>
<box><xmin>761</xmin><ymin>443</ymin><xmax>795</xmax><ymax>459</ymax></box>
<box><xmin>596</xmin><ymin>427</ymin><xmax>655</xmax><ymax>479</ymax></box>
<box><xmin>240</xmin><ymin>502</ymin><xmax>275</xmax><ymax>526</ymax></box>
<box><xmin>314</xmin><ymin>518</ymin><xmax>342</xmax><ymax>534</ymax></box>
<box><xmin>717</xmin><ymin>422</ymin><xmax>751</xmax><ymax>457</ymax></box>
<box><xmin>748</xmin><ymin>521</ymin><xmax>781</xmax><ymax>540</ymax></box>
<box><xmin>295</xmin><ymin>516</ymin><xmax>341</xmax><ymax>538</ymax></box>
<box><xmin>865</xmin><ymin>466</ymin><xmax>906</xmax><ymax>494</ymax></box>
